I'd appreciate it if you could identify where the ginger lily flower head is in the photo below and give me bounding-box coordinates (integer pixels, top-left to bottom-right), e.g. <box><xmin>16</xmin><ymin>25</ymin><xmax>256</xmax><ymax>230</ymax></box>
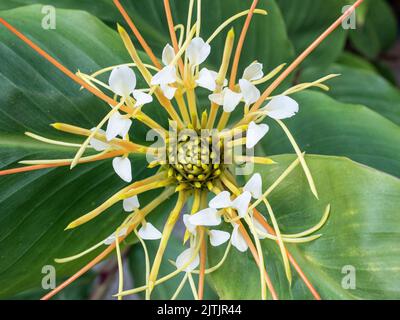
<box><xmin>0</xmin><ymin>0</ymin><xmax>365</xmax><ymax>301</ymax></box>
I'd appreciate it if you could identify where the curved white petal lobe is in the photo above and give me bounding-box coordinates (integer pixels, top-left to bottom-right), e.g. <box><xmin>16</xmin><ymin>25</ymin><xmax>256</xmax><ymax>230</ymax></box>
<box><xmin>160</xmin><ymin>84</ymin><xmax>177</xmax><ymax>100</ymax></box>
<box><xmin>208</xmin><ymin>92</ymin><xmax>224</xmax><ymax>105</ymax></box>
<box><xmin>89</xmin><ymin>128</ymin><xmax>109</xmax><ymax>151</ymax></box>
<box><xmin>112</xmin><ymin>157</ymin><xmax>132</xmax><ymax>182</ymax></box>
<box><xmin>162</xmin><ymin>44</ymin><xmax>175</xmax><ymax>65</ymax></box>
<box><xmin>176</xmin><ymin>248</ymin><xmax>200</xmax><ymax>272</ymax></box>
<box><xmin>209</xmin><ymin>230</ymin><xmax>231</xmax><ymax>247</ymax></box>
<box><xmin>106</xmin><ymin>112</ymin><xmax>132</xmax><ymax>141</ymax></box>
<box><xmin>104</xmin><ymin>227</ymin><xmax>128</xmax><ymax>245</ymax></box>
<box><xmin>151</xmin><ymin>65</ymin><xmax>176</xmax><ymax>85</ymax></box>
<box><xmin>252</xmin><ymin>216</ymin><xmax>269</xmax><ymax>239</ymax></box>
<box><xmin>265</xmin><ymin>95</ymin><xmax>299</xmax><ymax>120</ymax></box>
<box><xmin>243</xmin><ymin>62</ymin><xmax>263</xmax><ymax>81</ymax></box>
<box><xmin>223</xmin><ymin>88</ymin><xmax>242</xmax><ymax>113</ymax></box>
<box><xmin>209</xmin><ymin>191</ymin><xmax>232</xmax><ymax>209</ymax></box>
<box><xmin>123</xmin><ymin>195</ymin><xmax>140</xmax><ymax>212</ymax></box>
<box><xmin>183</xmin><ymin>214</ymin><xmax>197</xmax><ymax>235</ymax></box>
<box><xmin>231</xmin><ymin>225</ymin><xmax>248</xmax><ymax>252</ymax></box>
<box><xmin>138</xmin><ymin>222</ymin><xmax>162</xmax><ymax>240</ymax></box>
<box><xmin>189</xmin><ymin>208</ymin><xmax>221</xmax><ymax>226</ymax></box>
<box><xmin>196</xmin><ymin>68</ymin><xmax>217</xmax><ymax>91</ymax></box>
<box><xmin>132</xmin><ymin>90</ymin><xmax>153</xmax><ymax>107</ymax></box>
<box><xmin>186</xmin><ymin>37</ymin><xmax>211</xmax><ymax>66</ymax></box>
<box><xmin>109</xmin><ymin>66</ymin><xmax>137</xmax><ymax>97</ymax></box>
<box><xmin>246</xmin><ymin>121</ymin><xmax>269</xmax><ymax>149</ymax></box>
<box><xmin>239</xmin><ymin>79</ymin><xmax>260</xmax><ymax>105</ymax></box>
<box><xmin>231</xmin><ymin>191</ymin><xmax>252</xmax><ymax>218</ymax></box>
<box><xmin>244</xmin><ymin>173</ymin><xmax>263</xmax><ymax>199</ymax></box>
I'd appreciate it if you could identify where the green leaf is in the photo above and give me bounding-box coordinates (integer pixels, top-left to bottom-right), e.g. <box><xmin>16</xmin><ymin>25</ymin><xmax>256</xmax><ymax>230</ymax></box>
<box><xmin>208</xmin><ymin>154</ymin><xmax>400</xmax><ymax>299</ymax></box>
<box><xmin>0</xmin><ymin>5</ymin><xmax>168</xmax><ymax>297</ymax></box>
<box><xmin>276</xmin><ymin>0</ymin><xmax>349</xmax><ymax>67</ymax></box>
<box><xmin>299</xmin><ymin>64</ymin><xmax>400</xmax><ymax>126</ymax></box>
<box><xmin>260</xmin><ymin>91</ymin><xmax>400</xmax><ymax>178</ymax></box>
<box><xmin>349</xmin><ymin>0</ymin><xmax>397</xmax><ymax>59</ymax></box>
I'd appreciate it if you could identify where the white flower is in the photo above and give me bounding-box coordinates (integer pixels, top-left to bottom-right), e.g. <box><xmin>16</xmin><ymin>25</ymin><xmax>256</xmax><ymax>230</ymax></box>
<box><xmin>231</xmin><ymin>191</ymin><xmax>252</xmax><ymax>218</ymax></box>
<box><xmin>186</xmin><ymin>37</ymin><xmax>211</xmax><ymax>67</ymax></box>
<box><xmin>109</xmin><ymin>66</ymin><xmax>137</xmax><ymax>97</ymax></box>
<box><xmin>183</xmin><ymin>214</ymin><xmax>197</xmax><ymax>235</ymax></box>
<box><xmin>246</xmin><ymin>121</ymin><xmax>269</xmax><ymax>149</ymax></box>
<box><xmin>189</xmin><ymin>208</ymin><xmax>221</xmax><ymax>226</ymax></box>
<box><xmin>231</xmin><ymin>224</ymin><xmax>248</xmax><ymax>252</ymax></box>
<box><xmin>162</xmin><ymin>43</ymin><xmax>175</xmax><ymax>65</ymax></box>
<box><xmin>239</xmin><ymin>79</ymin><xmax>260</xmax><ymax>106</ymax></box>
<box><xmin>106</xmin><ymin>111</ymin><xmax>132</xmax><ymax>141</ymax></box>
<box><xmin>176</xmin><ymin>248</ymin><xmax>200</xmax><ymax>272</ymax></box>
<box><xmin>89</xmin><ymin>128</ymin><xmax>109</xmax><ymax>151</ymax></box>
<box><xmin>196</xmin><ymin>68</ymin><xmax>217</xmax><ymax>91</ymax></box>
<box><xmin>243</xmin><ymin>62</ymin><xmax>264</xmax><ymax>81</ymax></box>
<box><xmin>209</xmin><ymin>191</ymin><xmax>232</xmax><ymax>209</ymax></box>
<box><xmin>243</xmin><ymin>173</ymin><xmax>262</xmax><ymax>199</ymax></box>
<box><xmin>151</xmin><ymin>65</ymin><xmax>177</xmax><ymax>86</ymax></box>
<box><xmin>103</xmin><ymin>227</ymin><xmax>128</xmax><ymax>245</ymax></box>
<box><xmin>160</xmin><ymin>83</ymin><xmax>177</xmax><ymax>100</ymax></box>
<box><xmin>209</xmin><ymin>230</ymin><xmax>231</xmax><ymax>247</ymax></box>
<box><xmin>112</xmin><ymin>157</ymin><xmax>132</xmax><ymax>182</ymax></box>
<box><xmin>132</xmin><ymin>90</ymin><xmax>153</xmax><ymax>107</ymax></box>
<box><xmin>138</xmin><ymin>222</ymin><xmax>162</xmax><ymax>240</ymax></box>
<box><xmin>209</xmin><ymin>88</ymin><xmax>242</xmax><ymax>113</ymax></box>
<box><xmin>123</xmin><ymin>195</ymin><xmax>140</xmax><ymax>212</ymax></box>
<box><xmin>263</xmin><ymin>95</ymin><xmax>299</xmax><ymax>119</ymax></box>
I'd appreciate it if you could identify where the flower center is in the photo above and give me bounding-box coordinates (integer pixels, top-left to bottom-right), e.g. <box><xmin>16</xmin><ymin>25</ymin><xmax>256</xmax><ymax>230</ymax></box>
<box><xmin>165</xmin><ymin>129</ymin><xmax>224</xmax><ymax>189</ymax></box>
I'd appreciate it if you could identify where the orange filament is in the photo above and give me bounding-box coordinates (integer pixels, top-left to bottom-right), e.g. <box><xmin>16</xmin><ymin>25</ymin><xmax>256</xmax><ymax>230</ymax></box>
<box><xmin>253</xmin><ymin>209</ymin><xmax>321</xmax><ymax>300</ymax></box>
<box><xmin>113</xmin><ymin>0</ymin><xmax>162</xmax><ymax>69</ymax></box>
<box><xmin>251</xmin><ymin>0</ymin><xmax>365</xmax><ymax>112</ymax></box>
<box><xmin>229</xmin><ymin>0</ymin><xmax>259</xmax><ymax>88</ymax></box>
<box><xmin>0</xmin><ymin>18</ymin><xmax>132</xmax><ymax>114</ymax></box>
<box><xmin>163</xmin><ymin>0</ymin><xmax>185</xmax><ymax>76</ymax></box>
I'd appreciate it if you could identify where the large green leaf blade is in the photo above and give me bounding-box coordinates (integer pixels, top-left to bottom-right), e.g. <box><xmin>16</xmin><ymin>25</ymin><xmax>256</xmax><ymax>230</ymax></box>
<box><xmin>208</xmin><ymin>155</ymin><xmax>400</xmax><ymax>299</ymax></box>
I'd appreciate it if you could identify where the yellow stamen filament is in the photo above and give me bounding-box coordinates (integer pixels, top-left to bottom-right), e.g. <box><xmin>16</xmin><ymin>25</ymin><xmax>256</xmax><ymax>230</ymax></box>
<box><xmin>187</xmin><ymin>272</ymin><xmax>199</xmax><ymax>300</ymax></box>
<box><xmin>252</xmin><ymin>63</ymin><xmax>287</xmax><ymax>85</ymax></box>
<box><xmin>206</xmin><ymin>9</ymin><xmax>267</xmax><ymax>44</ymax></box>
<box><xmin>276</xmin><ymin>120</ymin><xmax>318</xmax><ymax>199</ymax></box>
<box><xmin>24</xmin><ymin>132</ymin><xmax>89</xmax><ymax>149</ymax></box>
<box><xmin>70</xmin><ymin>99</ymin><xmax>125</xmax><ymax>169</ymax></box>
<box><xmin>171</xmin><ymin>273</ymin><xmax>189</xmax><ymax>300</ymax></box>
<box><xmin>281</xmin><ymin>74</ymin><xmax>340</xmax><ymax>96</ymax></box>
<box><xmin>115</xmin><ymin>226</ymin><xmax>124</xmax><ymax>300</ymax></box>
<box><xmin>234</xmin><ymin>156</ymin><xmax>275</xmax><ymax>165</ymax></box>
<box><xmin>55</xmin><ymin>241</ymin><xmax>104</xmax><ymax>264</ymax></box>
<box><xmin>262</xmin><ymin>198</ymin><xmax>291</xmax><ymax>284</ymax></box>
<box><xmin>134</xmin><ymin>229</ymin><xmax>151</xmax><ymax>300</ymax></box>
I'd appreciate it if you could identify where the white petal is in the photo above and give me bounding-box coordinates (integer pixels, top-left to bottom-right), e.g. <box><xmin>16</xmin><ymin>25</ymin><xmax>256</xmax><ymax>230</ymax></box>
<box><xmin>176</xmin><ymin>248</ymin><xmax>200</xmax><ymax>272</ymax></box>
<box><xmin>209</xmin><ymin>230</ymin><xmax>230</xmax><ymax>247</ymax></box>
<box><xmin>186</xmin><ymin>37</ymin><xmax>211</xmax><ymax>66</ymax></box>
<box><xmin>244</xmin><ymin>173</ymin><xmax>262</xmax><ymax>199</ymax></box>
<box><xmin>132</xmin><ymin>90</ymin><xmax>153</xmax><ymax>107</ymax></box>
<box><xmin>138</xmin><ymin>222</ymin><xmax>162</xmax><ymax>240</ymax></box>
<box><xmin>109</xmin><ymin>66</ymin><xmax>137</xmax><ymax>97</ymax></box>
<box><xmin>106</xmin><ymin>112</ymin><xmax>132</xmax><ymax>141</ymax></box>
<box><xmin>239</xmin><ymin>79</ymin><xmax>260</xmax><ymax>105</ymax></box>
<box><xmin>104</xmin><ymin>227</ymin><xmax>128</xmax><ymax>245</ymax></box>
<box><xmin>196</xmin><ymin>68</ymin><xmax>217</xmax><ymax>91</ymax></box>
<box><xmin>223</xmin><ymin>88</ymin><xmax>242</xmax><ymax>113</ymax></box>
<box><xmin>89</xmin><ymin>128</ymin><xmax>108</xmax><ymax>151</ymax></box>
<box><xmin>231</xmin><ymin>191</ymin><xmax>252</xmax><ymax>218</ymax></box>
<box><xmin>162</xmin><ymin>44</ymin><xmax>175</xmax><ymax>65</ymax></box>
<box><xmin>189</xmin><ymin>208</ymin><xmax>221</xmax><ymax>226</ymax></box>
<box><xmin>246</xmin><ymin>121</ymin><xmax>269</xmax><ymax>149</ymax></box>
<box><xmin>231</xmin><ymin>225</ymin><xmax>248</xmax><ymax>252</ymax></box>
<box><xmin>123</xmin><ymin>195</ymin><xmax>140</xmax><ymax>212</ymax></box>
<box><xmin>252</xmin><ymin>216</ymin><xmax>269</xmax><ymax>239</ymax></box>
<box><xmin>243</xmin><ymin>62</ymin><xmax>263</xmax><ymax>81</ymax></box>
<box><xmin>160</xmin><ymin>84</ymin><xmax>177</xmax><ymax>100</ymax></box>
<box><xmin>151</xmin><ymin>65</ymin><xmax>176</xmax><ymax>85</ymax></box>
<box><xmin>208</xmin><ymin>92</ymin><xmax>224</xmax><ymax>105</ymax></box>
<box><xmin>209</xmin><ymin>191</ymin><xmax>232</xmax><ymax>209</ymax></box>
<box><xmin>112</xmin><ymin>157</ymin><xmax>132</xmax><ymax>182</ymax></box>
<box><xmin>183</xmin><ymin>214</ymin><xmax>197</xmax><ymax>235</ymax></box>
<box><xmin>265</xmin><ymin>95</ymin><xmax>299</xmax><ymax>120</ymax></box>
